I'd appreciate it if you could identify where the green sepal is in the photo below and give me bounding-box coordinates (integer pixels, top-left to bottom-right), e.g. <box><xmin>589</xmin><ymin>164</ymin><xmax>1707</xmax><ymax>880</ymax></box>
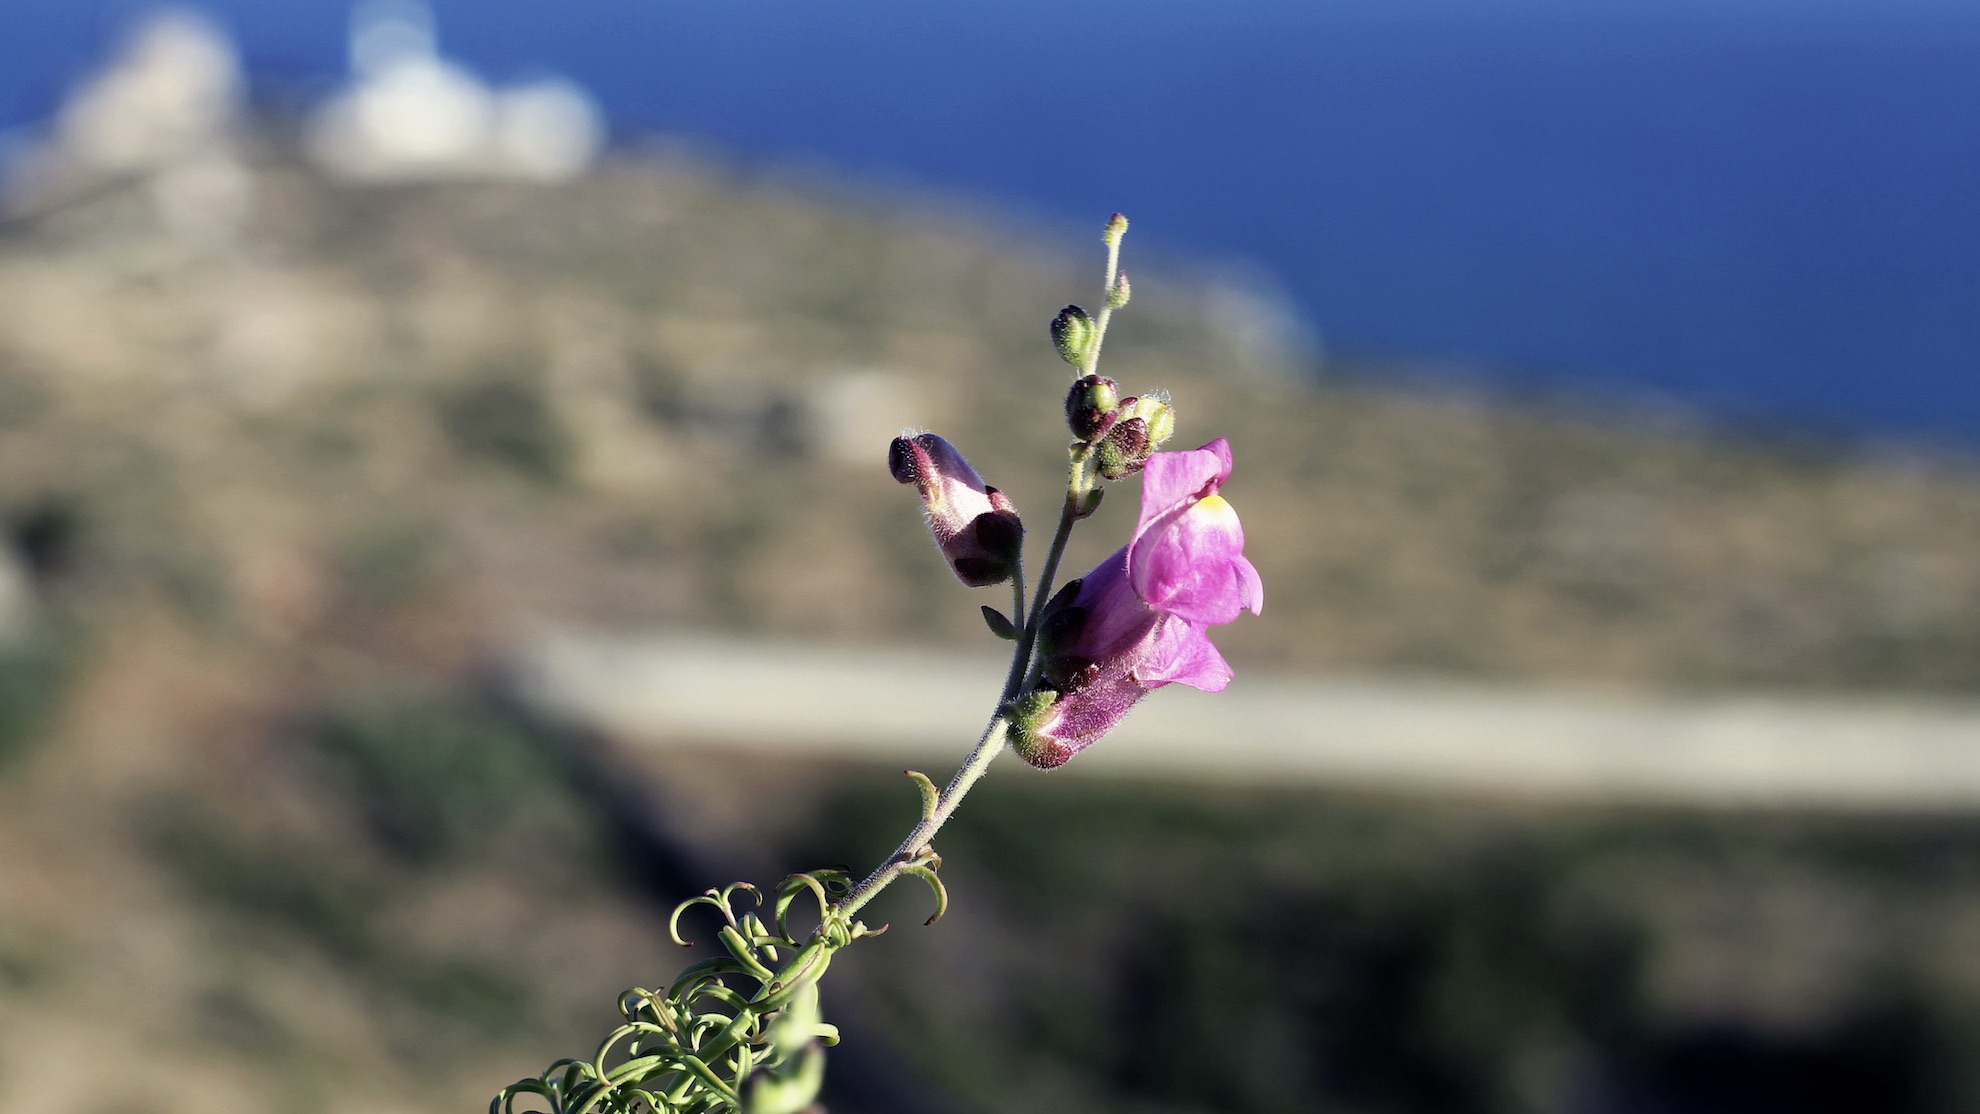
<box><xmin>1003</xmin><ymin>689</ymin><xmax>1062</xmax><ymax>767</ymax></box>
<box><xmin>1041</xmin><ymin>577</ymin><xmax>1084</xmax><ymax>616</ymax></box>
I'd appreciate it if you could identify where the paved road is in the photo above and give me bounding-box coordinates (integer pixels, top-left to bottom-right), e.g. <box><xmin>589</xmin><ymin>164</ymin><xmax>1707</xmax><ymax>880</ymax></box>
<box><xmin>515</xmin><ymin>629</ymin><xmax>1980</xmax><ymax>811</ymax></box>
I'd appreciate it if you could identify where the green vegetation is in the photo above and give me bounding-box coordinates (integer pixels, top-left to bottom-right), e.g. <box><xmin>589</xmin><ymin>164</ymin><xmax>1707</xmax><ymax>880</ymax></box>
<box><xmin>789</xmin><ymin>772</ymin><xmax>1980</xmax><ymax>1114</ymax></box>
<box><xmin>0</xmin><ymin>635</ymin><xmax>68</xmax><ymax>772</ymax></box>
<box><xmin>313</xmin><ymin>695</ymin><xmax>573</xmax><ymax>864</ymax></box>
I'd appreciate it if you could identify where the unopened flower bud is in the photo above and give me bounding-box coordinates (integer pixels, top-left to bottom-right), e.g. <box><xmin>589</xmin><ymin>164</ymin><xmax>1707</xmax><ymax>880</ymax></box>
<box><xmin>1104</xmin><ymin>212</ymin><xmax>1129</xmax><ymax>243</ymax></box>
<box><xmin>1107</xmin><ymin>270</ymin><xmax>1131</xmax><ymax>309</ymax></box>
<box><xmin>1051</xmin><ymin>305</ymin><xmax>1096</xmax><ymax>368</ymax></box>
<box><xmin>1095</xmin><ymin>417</ymin><xmax>1150</xmax><ymax>480</ymax></box>
<box><xmin>1119</xmin><ymin>391</ymin><xmax>1175</xmax><ymax>447</ymax></box>
<box><xmin>889</xmin><ymin>433</ymin><xmax>1024</xmax><ymax>587</ymax></box>
<box><xmin>1064</xmin><ymin>374</ymin><xmax>1119</xmax><ymax>441</ymax></box>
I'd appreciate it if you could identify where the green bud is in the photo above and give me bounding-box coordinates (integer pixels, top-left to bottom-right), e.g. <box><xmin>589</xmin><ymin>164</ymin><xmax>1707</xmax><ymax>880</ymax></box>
<box><xmin>1107</xmin><ymin>270</ymin><xmax>1131</xmax><ymax>309</ymax></box>
<box><xmin>1120</xmin><ymin>391</ymin><xmax>1174</xmax><ymax>448</ymax></box>
<box><xmin>1051</xmin><ymin>305</ymin><xmax>1096</xmax><ymax>368</ymax></box>
<box><xmin>1103</xmin><ymin>212</ymin><xmax>1129</xmax><ymax>243</ymax></box>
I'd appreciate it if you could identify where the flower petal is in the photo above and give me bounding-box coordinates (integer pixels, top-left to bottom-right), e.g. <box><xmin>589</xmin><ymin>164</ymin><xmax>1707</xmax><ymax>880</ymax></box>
<box><xmin>1236</xmin><ymin>551</ymin><xmax>1264</xmax><ymax>615</ymax></box>
<box><xmin>1133</xmin><ymin>614</ymin><xmax>1234</xmax><ymax>693</ymax></box>
<box><xmin>1131</xmin><ymin>494</ymin><xmax>1254</xmax><ymax>625</ymax></box>
<box><xmin>1067</xmin><ymin>546</ymin><xmax>1143</xmax><ymax>656</ymax></box>
<box><xmin>1133</xmin><ymin>438</ymin><xmax>1231</xmax><ymax>537</ymax></box>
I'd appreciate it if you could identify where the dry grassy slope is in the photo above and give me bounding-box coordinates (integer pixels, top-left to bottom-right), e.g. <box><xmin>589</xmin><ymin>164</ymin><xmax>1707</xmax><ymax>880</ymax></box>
<box><xmin>0</xmin><ymin>152</ymin><xmax>1978</xmax><ymax>1112</ymax></box>
<box><xmin>2</xmin><ymin>152</ymin><xmax>1977</xmax><ymax>692</ymax></box>
<box><xmin>11</xmin><ymin>156</ymin><xmax>1980</xmax><ymax>692</ymax></box>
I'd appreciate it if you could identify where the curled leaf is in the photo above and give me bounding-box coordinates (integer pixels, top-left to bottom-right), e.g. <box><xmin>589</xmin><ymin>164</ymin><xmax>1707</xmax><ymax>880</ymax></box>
<box><xmin>667</xmin><ymin>883</ymin><xmax>761</xmax><ymax>947</ymax></box>
<box><xmin>773</xmin><ymin>872</ymin><xmax>834</xmax><ymax>945</ymax></box>
<box><xmin>906</xmin><ymin>769</ymin><xmax>939</xmax><ymax>821</ymax></box>
<box><xmin>897</xmin><ymin>860</ymin><xmax>950</xmax><ymax>926</ymax></box>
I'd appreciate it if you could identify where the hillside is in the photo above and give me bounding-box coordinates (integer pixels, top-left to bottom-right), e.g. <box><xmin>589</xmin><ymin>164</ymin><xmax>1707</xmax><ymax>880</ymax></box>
<box><xmin>5</xmin><ymin>150</ymin><xmax>1979</xmax><ymax>692</ymax></box>
<box><xmin>1</xmin><ymin>148</ymin><xmax>1979</xmax><ymax>1112</ymax></box>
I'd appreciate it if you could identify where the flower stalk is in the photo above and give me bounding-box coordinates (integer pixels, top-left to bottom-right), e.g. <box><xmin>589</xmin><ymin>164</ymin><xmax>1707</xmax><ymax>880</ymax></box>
<box><xmin>493</xmin><ymin>211</ymin><xmax>1259</xmax><ymax>1114</ymax></box>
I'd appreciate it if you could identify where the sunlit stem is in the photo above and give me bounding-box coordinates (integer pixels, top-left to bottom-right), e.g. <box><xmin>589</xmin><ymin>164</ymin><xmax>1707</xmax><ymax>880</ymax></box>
<box><xmin>834</xmin><ymin>716</ymin><xmax>1010</xmax><ymax>921</ymax></box>
<box><xmin>1016</xmin><ymin>451</ymin><xmax>1090</xmax><ymax>694</ymax></box>
<box><xmin>1081</xmin><ymin>220</ymin><xmax>1127</xmax><ymax>377</ymax></box>
<box><xmin>835</xmin><ymin>214</ymin><xmax>1123</xmax><ymax>927</ymax></box>
<box><xmin>999</xmin><ymin>563</ymin><xmax>1027</xmax><ymax>698</ymax></box>
<box><xmin>834</xmin><ymin>448</ymin><xmax>1086</xmax><ymax>923</ymax></box>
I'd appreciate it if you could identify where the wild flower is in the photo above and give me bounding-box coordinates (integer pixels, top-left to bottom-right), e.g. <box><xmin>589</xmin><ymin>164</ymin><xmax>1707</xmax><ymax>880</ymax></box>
<box><xmin>496</xmin><ymin>212</ymin><xmax>1260</xmax><ymax>1114</ymax></box>
<box><xmin>1010</xmin><ymin>438</ymin><xmax>1263</xmax><ymax>767</ymax></box>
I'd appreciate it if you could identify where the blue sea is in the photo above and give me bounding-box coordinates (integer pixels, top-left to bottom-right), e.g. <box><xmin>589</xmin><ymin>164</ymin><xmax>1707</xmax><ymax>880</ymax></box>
<box><xmin>7</xmin><ymin>1</ymin><xmax>1980</xmax><ymax>444</ymax></box>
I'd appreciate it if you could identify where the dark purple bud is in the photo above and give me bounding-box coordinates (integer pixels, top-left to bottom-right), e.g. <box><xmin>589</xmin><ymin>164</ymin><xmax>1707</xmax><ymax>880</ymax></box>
<box><xmin>1096</xmin><ymin>417</ymin><xmax>1151</xmax><ymax>480</ymax></box>
<box><xmin>1119</xmin><ymin>391</ymin><xmax>1175</xmax><ymax>447</ymax></box>
<box><xmin>889</xmin><ymin>434</ymin><xmax>1024</xmax><ymax>587</ymax></box>
<box><xmin>887</xmin><ymin>437</ymin><xmax>918</xmax><ymax>484</ymax></box>
<box><xmin>1064</xmin><ymin>374</ymin><xmax>1120</xmax><ymax>442</ymax></box>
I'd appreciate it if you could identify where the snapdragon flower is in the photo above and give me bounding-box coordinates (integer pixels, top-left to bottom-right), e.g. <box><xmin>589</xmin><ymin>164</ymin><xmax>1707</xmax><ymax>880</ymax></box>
<box><xmin>1010</xmin><ymin>438</ymin><xmax>1263</xmax><ymax>767</ymax></box>
<box><xmin>888</xmin><ymin>433</ymin><xmax>1024</xmax><ymax>587</ymax></box>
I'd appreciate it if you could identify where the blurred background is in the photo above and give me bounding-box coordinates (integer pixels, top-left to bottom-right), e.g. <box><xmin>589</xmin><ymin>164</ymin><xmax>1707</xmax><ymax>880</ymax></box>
<box><xmin>1</xmin><ymin>2</ymin><xmax>1979</xmax><ymax>1112</ymax></box>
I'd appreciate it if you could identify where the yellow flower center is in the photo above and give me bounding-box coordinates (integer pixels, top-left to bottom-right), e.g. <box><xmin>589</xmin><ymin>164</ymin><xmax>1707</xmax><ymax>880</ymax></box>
<box><xmin>1190</xmin><ymin>493</ymin><xmax>1237</xmax><ymax>525</ymax></box>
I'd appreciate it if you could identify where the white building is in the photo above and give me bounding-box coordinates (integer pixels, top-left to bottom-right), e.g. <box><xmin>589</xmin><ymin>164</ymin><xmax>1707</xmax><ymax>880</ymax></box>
<box><xmin>307</xmin><ymin>0</ymin><xmax>604</xmax><ymax>183</ymax></box>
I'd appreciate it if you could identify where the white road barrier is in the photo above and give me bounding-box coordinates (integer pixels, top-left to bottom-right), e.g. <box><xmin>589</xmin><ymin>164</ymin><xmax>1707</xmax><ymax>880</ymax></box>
<box><xmin>515</xmin><ymin>629</ymin><xmax>1980</xmax><ymax>811</ymax></box>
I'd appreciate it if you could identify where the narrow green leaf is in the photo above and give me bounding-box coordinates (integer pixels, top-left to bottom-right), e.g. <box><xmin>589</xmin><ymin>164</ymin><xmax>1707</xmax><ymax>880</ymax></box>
<box><xmin>980</xmin><ymin>605</ymin><xmax>1019</xmax><ymax>640</ymax></box>
<box><xmin>898</xmin><ymin>862</ymin><xmax>949</xmax><ymax>925</ymax></box>
<box><xmin>905</xmin><ymin>770</ymin><xmax>939</xmax><ymax>820</ymax></box>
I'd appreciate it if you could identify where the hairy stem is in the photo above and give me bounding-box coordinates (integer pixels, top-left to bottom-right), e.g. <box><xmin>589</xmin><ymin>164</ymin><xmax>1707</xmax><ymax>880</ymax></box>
<box><xmin>834</xmin><ymin>716</ymin><xmax>1010</xmax><ymax>921</ymax></box>
<box><xmin>836</xmin><ymin>217</ymin><xmax>1124</xmax><ymax>930</ymax></box>
<box><xmin>1082</xmin><ymin>224</ymin><xmax>1126</xmax><ymax>377</ymax></box>
<box><xmin>836</xmin><ymin>455</ymin><xmax>1085</xmax><ymax>923</ymax></box>
<box><xmin>1016</xmin><ymin>465</ymin><xmax>1088</xmax><ymax>694</ymax></box>
<box><xmin>998</xmin><ymin>563</ymin><xmax>1027</xmax><ymax>698</ymax></box>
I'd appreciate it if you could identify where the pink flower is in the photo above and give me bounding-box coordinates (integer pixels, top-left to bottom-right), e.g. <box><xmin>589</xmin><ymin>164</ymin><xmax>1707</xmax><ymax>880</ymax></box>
<box><xmin>1010</xmin><ymin>438</ymin><xmax>1263</xmax><ymax>768</ymax></box>
<box><xmin>889</xmin><ymin>433</ymin><xmax>1024</xmax><ymax>587</ymax></box>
